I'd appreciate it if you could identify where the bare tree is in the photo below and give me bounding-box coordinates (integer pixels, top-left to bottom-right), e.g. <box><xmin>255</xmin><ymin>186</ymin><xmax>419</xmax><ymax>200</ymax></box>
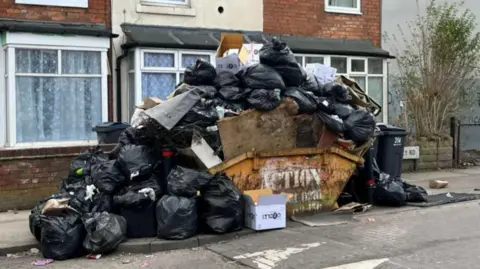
<box><xmin>386</xmin><ymin>0</ymin><xmax>480</xmax><ymax>138</ymax></box>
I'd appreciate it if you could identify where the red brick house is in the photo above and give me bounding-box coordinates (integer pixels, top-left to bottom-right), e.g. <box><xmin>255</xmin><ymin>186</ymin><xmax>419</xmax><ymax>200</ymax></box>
<box><xmin>0</xmin><ymin>0</ymin><xmax>114</xmax><ymax>211</ymax></box>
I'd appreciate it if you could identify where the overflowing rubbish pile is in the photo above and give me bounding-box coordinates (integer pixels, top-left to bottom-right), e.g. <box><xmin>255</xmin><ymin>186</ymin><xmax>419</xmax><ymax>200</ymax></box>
<box><xmin>28</xmin><ymin>36</ymin><xmax>383</xmax><ymax>260</ymax></box>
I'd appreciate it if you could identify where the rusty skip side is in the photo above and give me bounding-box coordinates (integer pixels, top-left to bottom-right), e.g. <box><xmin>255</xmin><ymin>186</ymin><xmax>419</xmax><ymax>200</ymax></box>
<box><xmin>209</xmin><ymin>147</ymin><xmax>362</xmax><ymax>215</ymax></box>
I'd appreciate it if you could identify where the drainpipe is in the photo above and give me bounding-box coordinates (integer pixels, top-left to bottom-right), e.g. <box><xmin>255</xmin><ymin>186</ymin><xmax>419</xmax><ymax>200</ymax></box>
<box><xmin>115</xmin><ymin>49</ymin><xmax>128</xmax><ymax>122</ymax></box>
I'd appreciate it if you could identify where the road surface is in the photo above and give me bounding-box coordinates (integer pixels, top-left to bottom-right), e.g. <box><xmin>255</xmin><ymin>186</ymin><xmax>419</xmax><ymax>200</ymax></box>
<box><xmin>2</xmin><ymin>200</ymin><xmax>480</xmax><ymax>269</ymax></box>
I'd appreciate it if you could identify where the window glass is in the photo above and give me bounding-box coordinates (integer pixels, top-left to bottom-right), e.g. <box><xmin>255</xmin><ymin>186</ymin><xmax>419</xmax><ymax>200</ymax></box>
<box><xmin>62</xmin><ymin>51</ymin><xmax>101</xmax><ymax>74</ymax></box>
<box><xmin>16</xmin><ymin>77</ymin><xmax>101</xmax><ymax>142</ymax></box>
<box><xmin>349</xmin><ymin>76</ymin><xmax>366</xmax><ymax>91</ymax></box>
<box><xmin>351</xmin><ymin>59</ymin><xmax>365</xmax><ymax>72</ymax></box>
<box><xmin>144</xmin><ymin>52</ymin><xmax>175</xmax><ymax>68</ymax></box>
<box><xmin>181</xmin><ymin>54</ymin><xmax>210</xmax><ymax>68</ymax></box>
<box><xmin>368</xmin><ymin>58</ymin><xmax>383</xmax><ymax>74</ymax></box>
<box><xmin>141</xmin><ymin>73</ymin><xmax>176</xmax><ymax>99</ymax></box>
<box><xmin>331</xmin><ymin>57</ymin><xmax>347</xmax><ymax>73</ymax></box>
<box><xmin>15</xmin><ymin>49</ymin><xmax>57</xmax><ymax>73</ymax></box>
<box><xmin>328</xmin><ymin>0</ymin><xmax>357</xmax><ymax>8</ymax></box>
<box><xmin>368</xmin><ymin>77</ymin><xmax>384</xmax><ymax>121</ymax></box>
<box><xmin>305</xmin><ymin>56</ymin><xmax>324</xmax><ymax>65</ymax></box>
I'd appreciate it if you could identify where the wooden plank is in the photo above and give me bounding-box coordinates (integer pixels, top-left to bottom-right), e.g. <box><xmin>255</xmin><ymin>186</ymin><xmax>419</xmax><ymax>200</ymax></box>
<box><xmin>218</xmin><ymin>104</ymin><xmax>297</xmax><ymax>160</ymax></box>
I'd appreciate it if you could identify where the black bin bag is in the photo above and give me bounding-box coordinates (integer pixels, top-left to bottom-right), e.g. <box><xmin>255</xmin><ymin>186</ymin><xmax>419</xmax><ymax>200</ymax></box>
<box><xmin>29</xmin><ymin>202</ymin><xmax>45</xmax><ymax>242</ymax></box>
<box><xmin>332</xmin><ymin>103</ymin><xmax>355</xmax><ymax>120</ymax></box>
<box><xmin>183</xmin><ymin>59</ymin><xmax>217</xmax><ymax>86</ymax></box>
<box><xmin>200</xmin><ymin>174</ymin><xmax>244</xmax><ymax>234</ymax></box>
<box><xmin>91</xmin><ymin>160</ymin><xmax>126</xmax><ymax>194</ymax></box>
<box><xmin>284</xmin><ymin>88</ymin><xmax>319</xmax><ymax>114</ymax></box>
<box><xmin>69</xmin><ymin>148</ymin><xmax>109</xmax><ymax>178</ymax></box>
<box><xmin>316</xmin><ymin>111</ymin><xmax>346</xmax><ymax>134</ymax></box>
<box><xmin>177</xmin><ymin>100</ymin><xmax>219</xmax><ymax>127</ymax></box>
<box><xmin>156</xmin><ymin>195</ymin><xmax>198</xmax><ymax>240</ymax></box>
<box><xmin>113</xmin><ymin>178</ymin><xmax>162</xmax><ymax>210</ymax></box>
<box><xmin>247</xmin><ymin>89</ymin><xmax>281</xmax><ymax>111</ymax></box>
<box><xmin>323</xmin><ymin>82</ymin><xmax>352</xmax><ymax>104</ymax></box>
<box><xmin>40</xmin><ymin>213</ymin><xmax>86</xmax><ymax>260</ymax></box>
<box><xmin>403</xmin><ymin>181</ymin><xmax>428</xmax><ymax>203</ymax></box>
<box><xmin>116</xmin><ymin>144</ymin><xmax>156</xmax><ymax>181</ymax></box>
<box><xmin>167</xmin><ymin>166</ymin><xmax>212</xmax><ymax>197</ymax></box>
<box><xmin>344</xmin><ymin>108</ymin><xmax>376</xmax><ymax>143</ymax></box>
<box><xmin>174</xmin><ymin>85</ymin><xmax>217</xmax><ymax>99</ymax></box>
<box><xmin>83</xmin><ymin>212</ymin><xmax>127</xmax><ymax>254</ymax></box>
<box><xmin>215</xmin><ymin>71</ymin><xmax>240</xmax><ymax>88</ymax></box>
<box><xmin>238</xmin><ymin>64</ymin><xmax>286</xmax><ymax>90</ymax></box>
<box><xmin>259</xmin><ymin>38</ymin><xmax>305</xmax><ymax>86</ymax></box>
<box><xmin>373</xmin><ymin>173</ymin><xmax>407</xmax><ymax>207</ymax></box>
<box><xmin>218</xmin><ymin>86</ymin><xmax>251</xmax><ymax>102</ymax></box>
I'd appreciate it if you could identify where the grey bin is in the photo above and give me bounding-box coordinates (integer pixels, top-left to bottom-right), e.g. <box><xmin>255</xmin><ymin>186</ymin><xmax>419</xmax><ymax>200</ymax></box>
<box><xmin>375</xmin><ymin>124</ymin><xmax>408</xmax><ymax>179</ymax></box>
<box><xmin>93</xmin><ymin>122</ymin><xmax>130</xmax><ymax>144</ymax></box>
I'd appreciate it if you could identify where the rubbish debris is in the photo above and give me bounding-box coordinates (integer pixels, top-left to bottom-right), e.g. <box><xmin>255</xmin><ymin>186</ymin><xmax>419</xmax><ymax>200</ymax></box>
<box><xmin>32</xmin><ymin>259</ymin><xmax>54</xmax><ymax>266</ymax></box>
<box><xmin>429</xmin><ymin>180</ymin><xmax>449</xmax><ymax>189</ymax></box>
<box><xmin>140</xmin><ymin>261</ymin><xmax>151</xmax><ymax>268</ymax></box>
<box><xmin>30</xmin><ymin>248</ymin><xmax>40</xmax><ymax>254</ymax></box>
<box><xmin>334</xmin><ymin>202</ymin><xmax>371</xmax><ymax>214</ymax></box>
<box><xmin>26</xmin><ymin>35</ymin><xmax>386</xmax><ymax>261</ymax></box>
<box><xmin>87</xmin><ymin>254</ymin><xmax>102</xmax><ymax>259</ymax></box>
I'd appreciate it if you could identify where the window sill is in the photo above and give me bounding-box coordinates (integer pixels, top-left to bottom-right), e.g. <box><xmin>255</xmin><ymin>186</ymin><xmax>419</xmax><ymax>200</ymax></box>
<box><xmin>136</xmin><ymin>3</ymin><xmax>196</xmax><ymax>16</ymax></box>
<box><xmin>0</xmin><ymin>143</ymin><xmax>115</xmax><ymax>159</ymax></box>
<box><xmin>324</xmin><ymin>7</ymin><xmax>362</xmax><ymax>15</ymax></box>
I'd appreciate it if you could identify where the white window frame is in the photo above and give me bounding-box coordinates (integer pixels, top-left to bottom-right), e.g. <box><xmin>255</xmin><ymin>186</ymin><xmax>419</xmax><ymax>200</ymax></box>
<box><xmin>1</xmin><ymin>32</ymin><xmax>109</xmax><ymax>148</ymax></box>
<box><xmin>140</xmin><ymin>0</ymin><xmax>189</xmax><ymax>6</ymax></box>
<box><xmin>295</xmin><ymin>54</ymin><xmax>388</xmax><ymax>123</ymax></box>
<box><xmin>15</xmin><ymin>0</ymin><xmax>88</xmax><ymax>8</ymax></box>
<box><xmin>0</xmin><ymin>48</ymin><xmax>6</xmax><ymax>147</ymax></box>
<box><xmin>325</xmin><ymin>0</ymin><xmax>361</xmax><ymax>15</ymax></box>
<box><xmin>134</xmin><ymin>48</ymin><xmax>215</xmax><ymax>106</ymax></box>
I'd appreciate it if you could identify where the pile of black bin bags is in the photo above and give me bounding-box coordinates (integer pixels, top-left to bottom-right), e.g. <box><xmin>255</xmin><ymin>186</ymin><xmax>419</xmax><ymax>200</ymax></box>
<box><xmin>172</xmin><ymin>37</ymin><xmax>377</xmax><ymax>144</ymax></box>
<box><xmin>27</xmin><ymin>37</ymin><xmax>381</xmax><ymax>261</ymax></box>
<box><xmin>28</xmin><ymin>143</ymin><xmax>244</xmax><ymax>260</ymax></box>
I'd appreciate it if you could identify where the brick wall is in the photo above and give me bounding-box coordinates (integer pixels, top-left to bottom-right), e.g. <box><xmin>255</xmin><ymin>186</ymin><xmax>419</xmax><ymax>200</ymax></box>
<box><xmin>0</xmin><ymin>0</ymin><xmax>110</xmax><ymax>26</ymax></box>
<box><xmin>0</xmin><ymin>145</ymin><xmax>114</xmax><ymax>212</ymax></box>
<box><xmin>263</xmin><ymin>0</ymin><xmax>381</xmax><ymax>46</ymax></box>
<box><xmin>402</xmin><ymin>138</ymin><xmax>453</xmax><ymax>172</ymax></box>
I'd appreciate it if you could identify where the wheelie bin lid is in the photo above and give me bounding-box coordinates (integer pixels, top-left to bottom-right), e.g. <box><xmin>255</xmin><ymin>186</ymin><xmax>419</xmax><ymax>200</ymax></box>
<box><xmin>93</xmin><ymin>122</ymin><xmax>130</xmax><ymax>133</ymax></box>
<box><xmin>376</xmin><ymin>123</ymin><xmax>407</xmax><ymax>136</ymax></box>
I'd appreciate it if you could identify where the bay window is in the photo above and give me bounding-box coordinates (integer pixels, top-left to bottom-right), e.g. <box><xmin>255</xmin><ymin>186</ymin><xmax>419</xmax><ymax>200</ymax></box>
<box><xmin>133</xmin><ymin>49</ymin><xmax>215</xmax><ymax>105</ymax></box>
<box><xmin>1</xmin><ymin>32</ymin><xmax>109</xmax><ymax>147</ymax></box>
<box><xmin>296</xmin><ymin>54</ymin><xmax>387</xmax><ymax>122</ymax></box>
<box><xmin>126</xmin><ymin>49</ymin><xmax>387</xmax><ymax>123</ymax></box>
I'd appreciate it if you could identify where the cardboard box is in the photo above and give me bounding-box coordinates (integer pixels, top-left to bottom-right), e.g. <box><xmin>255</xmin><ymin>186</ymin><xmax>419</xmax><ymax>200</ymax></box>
<box><xmin>216</xmin><ymin>33</ymin><xmax>250</xmax><ymax>73</ymax></box>
<box><xmin>136</xmin><ymin>97</ymin><xmax>163</xmax><ymax>110</ymax></box>
<box><xmin>244</xmin><ymin>189</ymin><xmax>288</xmax><ymax>231</ymax></box>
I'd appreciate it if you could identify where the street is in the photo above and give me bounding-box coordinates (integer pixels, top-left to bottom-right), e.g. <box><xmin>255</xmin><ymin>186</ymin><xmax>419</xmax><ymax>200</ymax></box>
<box><xmin>2</xmin><ymin>199</ymin><xmax>480</xmax><ymax>269</ymax></box>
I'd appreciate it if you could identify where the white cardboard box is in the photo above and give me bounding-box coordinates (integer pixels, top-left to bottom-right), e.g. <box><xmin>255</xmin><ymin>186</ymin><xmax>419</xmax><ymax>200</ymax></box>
<box><xmin>216</xmin><ymin>33</ymin><xmax>249</xmax><ymax>74</ymax></box>
<box><xmin>244</xmin><ymin>189</ymin><xmax>288</xmax><ymax>231</ymax></box>
<box><xmin>243</xmin><ymin>43</ymin><xmax>263</xmax><ymax>65</ymax></box>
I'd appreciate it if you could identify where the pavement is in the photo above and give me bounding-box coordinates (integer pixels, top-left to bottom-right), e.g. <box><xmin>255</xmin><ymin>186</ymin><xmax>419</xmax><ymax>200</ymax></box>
<box><xmin>1</xmin><ymin>168</ymin><xmax>480</xmax><ymax>268</ymax></box>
